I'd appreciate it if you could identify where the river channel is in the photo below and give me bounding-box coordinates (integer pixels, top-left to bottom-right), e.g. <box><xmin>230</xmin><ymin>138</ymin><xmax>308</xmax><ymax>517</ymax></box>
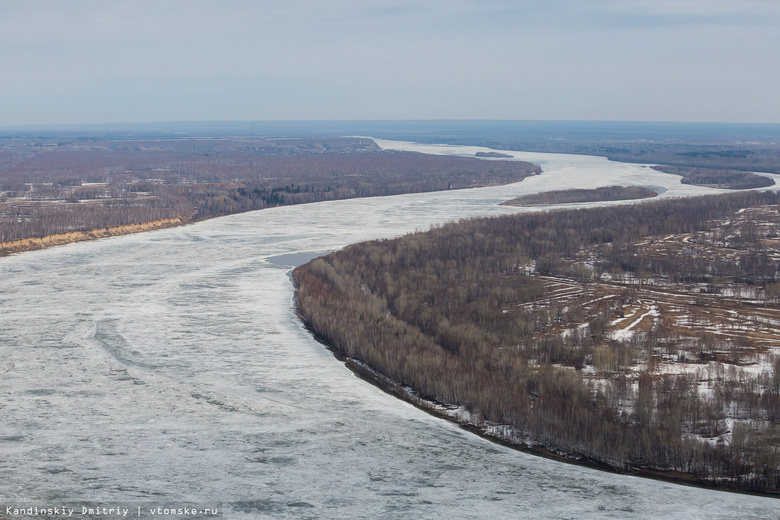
<box><xmin>1</xmin><ymin>141</ymin><xmax>778</xmax><ymax>518</ymax></box>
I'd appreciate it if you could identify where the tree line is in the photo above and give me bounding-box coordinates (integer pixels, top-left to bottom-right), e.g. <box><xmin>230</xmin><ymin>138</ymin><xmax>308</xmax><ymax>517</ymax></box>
<box><xmin>0</xmin><ymin>137</ymin><xmax>539</xmax><ymax>244</ymax></box>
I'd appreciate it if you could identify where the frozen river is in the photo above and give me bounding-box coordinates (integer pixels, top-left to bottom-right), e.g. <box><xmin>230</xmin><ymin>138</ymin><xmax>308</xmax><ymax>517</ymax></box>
<box><xmin>1</xmin><ymin>141</ymin><xmax>778</xmax><ymax>519</ymax></box>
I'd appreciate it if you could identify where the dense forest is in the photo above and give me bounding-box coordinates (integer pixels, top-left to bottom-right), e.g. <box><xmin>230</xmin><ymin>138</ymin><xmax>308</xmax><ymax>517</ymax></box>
<box><xmin>294</xmin><ymin>191</ymin><xmax>780</xmax><ymax>494</ymax></box>
<box><xmin>502</xmin><ymin>186</ymin><xmax>657</xmax><ymax>206</ymax></box>
<box><xmin>0</xmin><ymin>136</ymin><xmax>539</xmax><ymax>246</ymax></box>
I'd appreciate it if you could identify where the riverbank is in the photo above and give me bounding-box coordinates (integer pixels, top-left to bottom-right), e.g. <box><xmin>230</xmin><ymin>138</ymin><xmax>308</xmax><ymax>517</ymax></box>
<box><xmin>298</xmin><ymin>314</ymin><xmax>779</xmax><ymax>499</ymax></box>
<box><xmin>0</xmin><ymin>217</ymin><xmax>188</xmax><ymax>257</ymax></box>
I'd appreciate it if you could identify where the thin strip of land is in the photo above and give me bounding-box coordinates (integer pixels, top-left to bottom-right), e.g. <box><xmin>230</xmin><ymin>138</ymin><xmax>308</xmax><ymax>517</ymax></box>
<box><xmin>502</xmin><ymin>185</ymin><xmax>657</xmax><ymax>206</ymax></box>
<box><xmin>652</xmin><ymin>165</ymin><xmax>775</xmax><ymax>189</ymax></box>
<box><xmin>475</xmin><ymin>151</ymin><xmax>513</xmax><ymax>158</ymax></box>
<box><xmin>0</xmin><ymin>217</ymin><xmax>187</xmax><ymax>256</ymax></box>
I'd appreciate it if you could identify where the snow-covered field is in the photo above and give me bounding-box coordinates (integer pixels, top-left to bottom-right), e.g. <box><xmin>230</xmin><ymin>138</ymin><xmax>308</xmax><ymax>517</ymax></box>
<box><xmin>1</xmin><ymin>141</ymin><xmax>778</xmax><ymax>518</ymax></box>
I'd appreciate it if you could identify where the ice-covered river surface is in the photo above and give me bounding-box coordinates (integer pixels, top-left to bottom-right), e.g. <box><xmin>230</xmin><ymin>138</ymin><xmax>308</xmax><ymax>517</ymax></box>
<box><xmin>1</xmin><ymin>141</ymin><xmax>779</xmax><ymax>519</ymax></box>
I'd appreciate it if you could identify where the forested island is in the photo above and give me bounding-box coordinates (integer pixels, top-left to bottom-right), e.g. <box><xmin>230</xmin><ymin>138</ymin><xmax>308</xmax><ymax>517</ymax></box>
<box><xmin>0</xmin><ymin>136</ymin><xmax>539</xmax><ymax>255</ymax></box>
<box><xmin>475</xmin><ymin>151</ymin><xmax>513</xmax><ymax>158</ymax></box>
<box><xmin>502</xmin><ymin>186</ymin><xmax>658</xmax><ymax>206</ymax></box>
<box><xmin>652</xmin><ymin>165</ymin><xmax>775</xmax><ymax>190</ymax></box>
<box><xmin>294</xmin><ymin>190</ymin><xmax>780</xmax><ymax>495</ymax></box>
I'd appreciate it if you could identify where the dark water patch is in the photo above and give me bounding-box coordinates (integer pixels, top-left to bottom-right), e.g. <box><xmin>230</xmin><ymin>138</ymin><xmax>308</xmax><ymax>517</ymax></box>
<box><xmin>180</xmin><ymin>282</ymin><xmax>221</xmax><ymax>291</ymax></box>
<box><xmin>94</xmin><ymin>319</ymin><xmax>158</xmax><ymax>369</ymax></box>
<box><xmin>110</xmin><ymin>369</ymin><xmax>137</xmax><ymax>382</ymax></box>
<box><xmin>270</xmin><ymin>439</ymin><xmax>296</xmax><ymax>448</ymax></box>
<box><xmin>108</xmin><ymin>282</ymin><xmax>155</xmax><ymax>290</ymax></box>
<box><xmin>230</xmin><ymin>499</ymin><xmax>286</xmax><ymax>514</ymax></box>
<box><xmin>287</xmin><ymin>501</ymin><xmax>315</xmax><ymax>508</ymax></box>
<box><xmin>190</xmin><ymin>392</ymin><xmax>238</xmax><ymax>413</ymax></box>
<box><xmin>25</xmin><ymin>388</ymin><xmax>57</xmax><ymax>396</ymax></box>
<box><xmin>44</xmin><ymin>467</ymin><xmax>72</xmax><ymax>474</ymax></box>
<box><xmin>435</xmin><ymin>463</ymin><xmax>466</xmax><ymax>471</ymax></box>
<box><xmin>379</xmin><ymin>490</ymin><xmax>419</xmax><ymax>497</ymax></box>
<box><xmin>245</xmin><ymin>456</ymin><xmax>296</xmax><ymax>466</ymax></box>
<box><xmin>267</xmin><ymin>251</ymin><xmax>332</xmax><ymax>268</ymax></box>
<box><xmin>255</xmin><ymin>385</ymin><xmax>282</xmax><ymax>394</ymax></box>
<box><xmin>0</xmin><ymin>435</ymin><xmax>25</xmax><ymax>442</ymax></box>
<box><xmin>75</xmin><ymin>390</ymin><xmax>105</xmax><ymax>397</ymax></box>
<box><xmin>34</xmin><ymin>339</ymin><xmax>73</xmax><ymax>349</ymax></box>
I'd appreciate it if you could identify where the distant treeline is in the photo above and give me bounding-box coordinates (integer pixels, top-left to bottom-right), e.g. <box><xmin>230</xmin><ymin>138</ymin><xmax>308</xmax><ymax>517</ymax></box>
<box><xmin>0</xmin><ymin>137</ymin><xmax>539</xmax><ymax>244</ymax></box>
<box><xmin>294</xmin><ymin>190</ymin><xmax>780</xmax><ymax>493</ymax></box>
<box><xmin>442</xmin><ymin>138</ymin><xmax>780</xmax><ymax>177</ymax></box>
<box><xmin>502</xmin><ymin>185</ymin><xmax>657</xmax><ymax>206</ymax></box>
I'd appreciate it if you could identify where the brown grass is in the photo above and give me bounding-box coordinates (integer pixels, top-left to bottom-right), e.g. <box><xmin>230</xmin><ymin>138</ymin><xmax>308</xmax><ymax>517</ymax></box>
<box><xmin>0</xmin><ymin>217</ymin><xmax>187</xmax><ymax>257</ymax></box>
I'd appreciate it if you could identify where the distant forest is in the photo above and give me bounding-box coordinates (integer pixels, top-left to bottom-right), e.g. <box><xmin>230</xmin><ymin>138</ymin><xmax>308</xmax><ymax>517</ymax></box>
<box><xmin>294</xmin><ymin>190</ymin><xmax>780</xmax><ymax>494</ymax></box>
<box><xmin>0</xmin><ymin>137</ymin><xmax>539</xmax><ymax>246</ymax></box>
<box><xmin>5</xmin><ymin>123</ymin><xmax>779</xmax><ymax>251</ymax></box>
<box><xmin>357</xmin><ymin>121</ymin><xmax>780</xmax><ymax>181</ymax></box>
<box><xmin>495</xmin><ymin>141</ymin><xmax>780</xmax><ymax>177</ymax></box>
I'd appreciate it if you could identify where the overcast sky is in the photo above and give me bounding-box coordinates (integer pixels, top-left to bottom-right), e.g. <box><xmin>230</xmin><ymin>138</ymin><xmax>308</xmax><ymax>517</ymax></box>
<box><xmin>1</xmin><ymin>0</ymin><xmax>779</xmax><ymax>125</ymax></box>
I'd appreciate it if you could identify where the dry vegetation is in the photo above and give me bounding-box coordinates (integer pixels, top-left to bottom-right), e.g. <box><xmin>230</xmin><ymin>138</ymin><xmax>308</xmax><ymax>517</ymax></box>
<box><xmin>294</xmin><ymin>191</ymin><xmax>780</xmax><ymax>494</ymax></box>
<box><xmin>0</xmin><ymin>136</ymin><xmax>540</xmax><ymax>251</ymax></box>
